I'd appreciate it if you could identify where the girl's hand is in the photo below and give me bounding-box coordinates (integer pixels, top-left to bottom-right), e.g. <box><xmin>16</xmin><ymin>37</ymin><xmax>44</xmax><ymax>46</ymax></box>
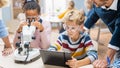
<box><xmin>31</xmin><ymin>21</ymin><xmax>44</xmax><ymax>32</ymax></box>
<box><xmin>66</xmin><ymin>57</ymin><xmax>78</xmax><ymax>68</ymax></box>
<box><xmin>17</xmin><ymin>22</ymin><xmax>28</xmax><ymax>33</ymax></box>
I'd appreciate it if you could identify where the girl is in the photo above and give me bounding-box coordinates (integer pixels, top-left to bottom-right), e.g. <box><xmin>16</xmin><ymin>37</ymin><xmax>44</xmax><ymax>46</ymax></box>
<box><xmin>13</xmin><ymin>1</ymin><xmax>50</xmax><ymax>49</ymax></box>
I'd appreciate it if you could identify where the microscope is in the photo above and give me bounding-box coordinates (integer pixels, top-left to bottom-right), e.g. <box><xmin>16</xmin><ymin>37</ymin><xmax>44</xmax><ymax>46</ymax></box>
<box><xmin>14</xmin><ymin>18</ymin><xmax>40</xmax><ymax>63</ymax></box>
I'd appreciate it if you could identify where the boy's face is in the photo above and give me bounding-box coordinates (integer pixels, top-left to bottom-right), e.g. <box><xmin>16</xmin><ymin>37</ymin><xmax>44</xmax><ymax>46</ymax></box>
<box><xmin>64</xmin><ymin>21</ymin><xmax>80</xmax><ymax>40</ymax></box>
<box><xmin>25</xmin><ymin>9</ymin><xmax>39</xmax><ymax>22</ymax></box>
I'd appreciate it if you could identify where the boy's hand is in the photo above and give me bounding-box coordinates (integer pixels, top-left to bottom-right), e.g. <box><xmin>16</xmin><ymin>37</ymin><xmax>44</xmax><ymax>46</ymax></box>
<box><xmin>66</xmin><ymin>57</ymin><xmax>78</xmax><ymax>68</ymax></box>
<box><xmin>31</xmin><ymin>21</ymin><xmax>44</xmax><ymax>32</ymax></box>
<box><xmin>17</xmin><ymin>22</ymin><xmax>28</xmax><ymax>33</ymax></box>
<box><xmin>2</xmin><ymin>47</ymin><xmax>13</xmax><ymax>56</ymax></box>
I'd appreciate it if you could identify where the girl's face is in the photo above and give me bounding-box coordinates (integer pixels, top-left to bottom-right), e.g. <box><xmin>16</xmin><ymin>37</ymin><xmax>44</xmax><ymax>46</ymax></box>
<box><xmin>25</xmin><ymin>9</ymin><xmax>39</xmax><ymax>22</ymax></box>
<box><xmin>64</xmin><ymin>21</ymin><xmax>81</xmax><ymax>41</ymax></box>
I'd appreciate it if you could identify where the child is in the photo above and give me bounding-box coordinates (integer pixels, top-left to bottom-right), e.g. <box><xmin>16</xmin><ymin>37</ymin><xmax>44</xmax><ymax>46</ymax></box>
<box><xmin>0</xmin><ymin>0</ymin><xmax>13</xmax><ymax>56</ymax></box>
<box><xmin>13</xmin><ymin>1</ymin><xmax>50</xmax><ymax>49</ymax></box>
<box><xmin>51</xmin><ymin>10</ymin><xmax>98</xmax><ymax>67</ymax></box>
<box><xmin>17</xmin><ymin>0</ymin><xmax>51</xmax><ymax>42</ymax></box>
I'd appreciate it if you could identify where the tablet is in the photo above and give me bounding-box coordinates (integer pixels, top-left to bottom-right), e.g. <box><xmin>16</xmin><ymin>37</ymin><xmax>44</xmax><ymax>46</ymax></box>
<box><xmin>40</xmin><ymin>50</ymin><xmax>87</xmax><ymax>67</ymax></box>
<box><xmin>40</xmin><ymin>50</ymin><xmax>71</xmax><ymax>67</ymax></box>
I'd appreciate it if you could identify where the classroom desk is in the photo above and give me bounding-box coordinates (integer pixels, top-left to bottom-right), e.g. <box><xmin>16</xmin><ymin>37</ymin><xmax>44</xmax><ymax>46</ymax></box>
<box><xmin>0</xmin><ymin>46</ymin><xmax>93</xmax><ymax>68</ymax></box>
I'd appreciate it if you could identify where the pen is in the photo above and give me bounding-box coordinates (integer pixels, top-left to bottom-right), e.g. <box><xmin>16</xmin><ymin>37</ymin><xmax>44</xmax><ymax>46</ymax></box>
<box><xmin>107</xmin><ymin>56</ymin><xmax>111</xmax><ymax>68</ymax></box>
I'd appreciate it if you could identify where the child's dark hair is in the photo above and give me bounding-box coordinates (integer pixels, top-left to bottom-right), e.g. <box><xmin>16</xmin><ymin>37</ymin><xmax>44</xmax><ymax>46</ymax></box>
<box><xmin>23</xmin><ymin>1</ymin><xmax>40</xmax><ymax>14</ymax></box>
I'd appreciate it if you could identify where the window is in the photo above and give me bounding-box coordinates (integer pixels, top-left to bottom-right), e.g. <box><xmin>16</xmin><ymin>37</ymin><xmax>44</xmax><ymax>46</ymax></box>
<box><xmin>45</xmin><ymin>0</ymin><xmax>67</xmax><ymax>16</ymax></box>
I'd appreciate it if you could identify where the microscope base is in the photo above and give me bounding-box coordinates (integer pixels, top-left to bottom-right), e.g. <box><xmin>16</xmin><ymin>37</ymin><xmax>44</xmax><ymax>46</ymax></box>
<box><xmin>14</xmin><ymin>48</ymin><xmax>40</xmax><ymax>63</ymax></box>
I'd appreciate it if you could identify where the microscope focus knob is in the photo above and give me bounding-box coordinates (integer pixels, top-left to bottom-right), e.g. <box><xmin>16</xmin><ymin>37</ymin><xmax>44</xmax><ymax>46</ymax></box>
<box><xmin>24</xmin><ymin>42</ymin><xmax>29</xmax><ymax>48</ymax></box>
<box><xmin>18</xmin><ymin>47</ymin><xmax>23</xmax><ymax>54</ymax></box>
<box><xmin>32</xmin><ymin>36</ymin><xmax>36</xmax><ymax>39</ymax></box>
<box><xmin>16</xmin><ymin>42</ymin><xmax>21</xmax><ymax>48</ymax></box>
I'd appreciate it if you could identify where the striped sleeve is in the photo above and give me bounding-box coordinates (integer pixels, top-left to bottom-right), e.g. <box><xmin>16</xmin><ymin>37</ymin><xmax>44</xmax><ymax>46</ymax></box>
<box><xmin>84</xmin><ymin>35</ymin><xmax>98</xmax><ymax>63</ymax></box>
<box><xmin>53</xmin><ymin>35</ymin><xmax>63</xmax><ymax>51</ymax></box>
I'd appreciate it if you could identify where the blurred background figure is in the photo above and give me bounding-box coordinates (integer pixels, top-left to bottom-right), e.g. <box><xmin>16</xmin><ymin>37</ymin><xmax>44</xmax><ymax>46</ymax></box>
<box><xmin>58</xmin><ymin>0</ymin><xmax>76</xmax><ymax>33</ymax></box>
<box><xmin>84</xmin><ymin>0</ymin><xmax>93</xmax><ymax>16</ymax></box>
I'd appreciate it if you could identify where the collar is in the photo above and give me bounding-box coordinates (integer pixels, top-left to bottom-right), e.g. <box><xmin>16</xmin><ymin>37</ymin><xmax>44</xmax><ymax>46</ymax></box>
<box><xmin>101</xmin><ymin>0</ymin><xmax>118</xmax><ymax>10</ymax></box>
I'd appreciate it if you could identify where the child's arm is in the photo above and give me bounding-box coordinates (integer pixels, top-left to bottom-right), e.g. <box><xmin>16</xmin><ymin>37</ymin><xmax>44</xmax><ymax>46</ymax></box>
<box><xmin>39</xmin><ymin>30</ymin><xmax>50</xmax><ymax>49</ymax></box>
<box><xmin>66</xmin><ymin>57</ymin><xmax>91</xmax><ymax>68</ymax></box>
<box><xmin>66</xmin><ymin>49</ymin><xmax>97</xmax><ymax>68</ymax></box>
<box><xmin>17</xmin><ymin>22</ymin><xmax>28</xmax><ymax>33</ymax></box>
<box><xmin>17</xmin><ymin>21</ymin><xmax>44</xmax><ymax>33</ymax></box>
<box><xmin>48</xmin><ymin>36</ymin><xmax>63</xmax><ymax>51</ymax></box>
<box><xmin>31</xmin><ymin>21</ymin><xmax>44</xmax><ymax>32</ymax></box>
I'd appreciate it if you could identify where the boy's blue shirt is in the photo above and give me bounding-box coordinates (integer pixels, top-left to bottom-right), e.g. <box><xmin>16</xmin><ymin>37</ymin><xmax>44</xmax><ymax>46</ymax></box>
<box><xmin>84</xmin><ymin>0</ymin><xmax>120</xmax><ymax>49</ymax></box>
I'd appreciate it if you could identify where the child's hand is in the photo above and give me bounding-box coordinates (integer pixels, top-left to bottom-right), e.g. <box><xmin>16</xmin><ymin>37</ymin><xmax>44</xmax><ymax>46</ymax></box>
<box><xmin>2</xmin><ymin>47</ymin><xmax>13</xmax><ymax>56</ymax></box>
<box><xmin>31</xmin><ymin>21</ymin><xmax>44</xmax><ymax>32</ymax></box>
<box><xmin>17</xmin><ymin>22</ymin><xmax>28</xmax><ymax>33</ymax></box>
<box><xmin>66</xmin><ymin>57</ymin><xmax>78</xmax><ymax>68</ymax></box>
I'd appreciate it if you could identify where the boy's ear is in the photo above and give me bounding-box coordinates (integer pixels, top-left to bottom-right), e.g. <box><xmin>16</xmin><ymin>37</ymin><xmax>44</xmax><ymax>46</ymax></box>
<box><xmin>80</xmin><ymin>24</ymin><xmax>84</xmax><ymax>29</ymax></box>
<box><xmin>79</xmin><ymin>24</ymin><xmax>84</xmax><ymax>32</ymax></box>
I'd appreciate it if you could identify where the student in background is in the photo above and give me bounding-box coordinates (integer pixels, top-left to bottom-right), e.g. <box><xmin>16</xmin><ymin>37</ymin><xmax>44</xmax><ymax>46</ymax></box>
<box><xmin>50</xmin><ymin>10</ymin><xmax>97</xmax><ymax>68</ymax></box>
<box><xmin>58</xmin><ymin>0</ymin><xmax>76</xmax><ymax>33</ymax></box>
<box><xmin>0</xmin><ymin>0</ymin><xmax>13</xmax><ymax>56</ymax></box>
<box><xmin>13</xmin><ymin>1</ymin><xmax>50</xmax><ymax>49</ymax></box>
<box><xmin>84</xmin><ymin>0</ymin><xmax>93</xmax><ymax>16</ymax></box>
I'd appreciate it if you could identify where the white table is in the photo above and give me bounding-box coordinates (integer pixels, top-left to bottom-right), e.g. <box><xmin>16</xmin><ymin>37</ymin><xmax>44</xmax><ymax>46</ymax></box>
<box><xmin>0</xmin><ymin>46</ymin><xmax>93</xmax><ymax>68</ymax></box>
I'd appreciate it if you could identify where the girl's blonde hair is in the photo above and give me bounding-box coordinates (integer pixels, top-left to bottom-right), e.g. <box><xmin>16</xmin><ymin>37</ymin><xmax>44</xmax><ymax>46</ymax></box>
<box><xmin>63</xmin><ymin>9</ymin><xmax>85</xmax><ymax>25</ymax></box>
<box><xmin>0</xmin><ymin>0</ymin><xmax>8</xmax><ymax>8</ymax></box>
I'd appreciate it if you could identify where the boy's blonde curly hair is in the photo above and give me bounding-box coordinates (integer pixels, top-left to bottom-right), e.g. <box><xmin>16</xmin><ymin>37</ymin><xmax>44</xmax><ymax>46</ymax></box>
<box><xmin>0</xmin><ymin>0</ymin><xmax>8</xmax><ymax>8</ymax></box>
<box><xmin>62</xmin><ymin>9</ymin><xmax>85</xmax><ymax>25</ymax></box>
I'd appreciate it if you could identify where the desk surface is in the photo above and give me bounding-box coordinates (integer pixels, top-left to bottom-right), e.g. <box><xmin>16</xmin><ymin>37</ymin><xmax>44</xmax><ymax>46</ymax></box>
<box><xmin>0</xmin><ymin>46</ymin><xmax>93</xmax><ymax>68</ymax></box>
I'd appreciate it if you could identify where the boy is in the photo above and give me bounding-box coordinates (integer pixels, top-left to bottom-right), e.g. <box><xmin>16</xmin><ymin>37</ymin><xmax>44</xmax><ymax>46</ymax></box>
<box><xmin>52</xmin><ymin>10</ymin><xmax>98</xmax><ymax>68</ymax></box>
